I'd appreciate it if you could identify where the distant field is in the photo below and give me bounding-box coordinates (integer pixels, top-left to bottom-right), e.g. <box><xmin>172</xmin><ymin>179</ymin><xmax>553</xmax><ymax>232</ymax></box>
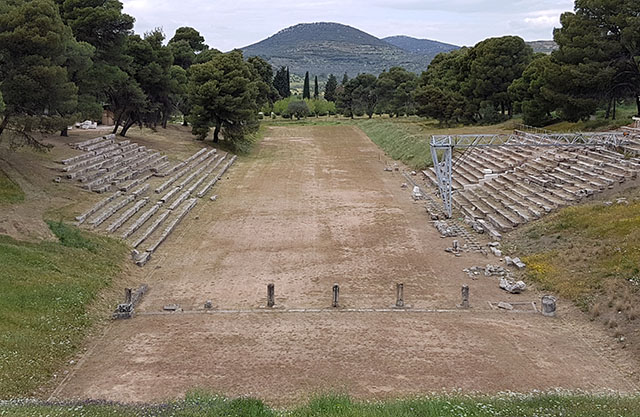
<box><xmin>2</xmin><ymin>392</ymin><xmax>640</xmax><ymax>416</ymax></box>
<box><xmin>0</xmin><ymin>222</ymin><xmax>126</xmax><ymax>398</ymax></box>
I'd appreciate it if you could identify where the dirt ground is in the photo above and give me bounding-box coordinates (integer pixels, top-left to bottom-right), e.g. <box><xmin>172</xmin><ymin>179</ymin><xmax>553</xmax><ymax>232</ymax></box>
<box><xmin>50</xmin><ymin>125</ymin><xmax>639</xmax><ymax>404</ymax></box>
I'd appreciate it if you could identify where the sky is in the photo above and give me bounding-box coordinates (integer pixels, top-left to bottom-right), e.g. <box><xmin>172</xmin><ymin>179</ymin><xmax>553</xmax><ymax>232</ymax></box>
<box><xmin>121</xmin><ymin>0</ymin><xmax>575</xmax><ymax>50</ymax></box>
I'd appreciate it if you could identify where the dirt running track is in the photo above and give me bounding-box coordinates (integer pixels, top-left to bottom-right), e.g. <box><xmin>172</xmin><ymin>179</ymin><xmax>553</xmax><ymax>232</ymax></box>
<box><xmin>53</xmin><ymin>125</ymin><xmax>638</xmax><ymax>404</ymax></box>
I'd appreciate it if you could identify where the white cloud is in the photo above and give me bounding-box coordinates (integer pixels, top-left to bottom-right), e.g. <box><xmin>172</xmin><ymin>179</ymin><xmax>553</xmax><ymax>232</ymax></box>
<box><xmin>120</xmin><ymin>0</ymin><xmax>574</xmax><ymax>50</ymax></box>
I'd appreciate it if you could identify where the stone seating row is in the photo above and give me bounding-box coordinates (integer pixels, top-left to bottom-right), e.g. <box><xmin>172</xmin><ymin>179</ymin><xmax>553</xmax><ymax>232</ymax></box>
<box><xmin>432</xmin><ymin>144</ymin><xmax>640</xmax><ymax>235</ymax></box>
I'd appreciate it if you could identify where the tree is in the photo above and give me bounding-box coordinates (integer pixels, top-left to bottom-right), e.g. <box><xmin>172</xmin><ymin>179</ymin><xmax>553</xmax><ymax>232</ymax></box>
<box><xmin>168</xmin><ymin>27</ymin><xmax>207</xmax><ymax>69</ymax></box>
<box><xmin>118</xmin><ymin>29</ymin><xmax>174</xmax><ymax>135</ymax></box>
<box><xmin>376</xmin><ymin>67</ymin><xmax>417</xmax><ymax>117</ymax></box>
<box><xmin>287</xmin><ymin>100</ymin><xmax>309</xmax><ymax>119</ymax></box>
<box><xmin>169</xmin><ymin>65</ymin><xmax>189</xmax><ymax>126</ymax></box>
<box><xmin>508</xmin><ymin>55</ymin><xmax>558</xmax><ymax>126</ymax></box>
<box><xmin>57</xmin><ymin>0</ymin><xmax>134</xmax><ymax>64</ymax></box>
<box><xmin>314</xmin><ymin>76</ymin><xmax>319</xmax><ymax>99</ymax></box>
<box><xmin>341</xmin><ymin>72</ymin><xmax>349</xmax><ymax>85</ymax></box>
<box><xmin>248</xmin><ymin>56</ymin><xmax>279</xmax><ymax>107</ymax></box>
<box><xmin>325</xmin><ymin>74</ymin><xmax>338</xmax><ymax>102</ymax></box>
<box><xmin>549</xmin><ymin>0</ymin><xmax>640</xmax><ymax>119</ymax></box>
<box><xmin>349</xmin><ymin>74</ymin><xmax>378</xmax><ymax>118</ymax></box>
<box><xmin>188</xmin><ymin>51</ymin><xmax>259</xmax><ymax>146</ymax></box>
<box><xmin>303</xmin><ymin>72</ymin><xmax>311</xmax><ymax>99</ymax></box>
<box><xmin>0</xmin><ymin>0</ymin><xmax>80</xmax><ymax>147</ymax></box>
<box><xmin>170</xmin><ymin>27</ymin><xmax>206</xmax><ymax>52</ymax></box>
<box><xmin>56</xmin><ymin>0</ymin><xmax>137</xmax><ymax>135</ymax></box>
<box><xmin>273</xmin><ymin>66</ymin><xmax>290</xmax><ymax>98</ymax></box>
<box><xmin>466</xmin><ymin>36</ymin><xmax>533</xmax><ymax>117</ymax></box>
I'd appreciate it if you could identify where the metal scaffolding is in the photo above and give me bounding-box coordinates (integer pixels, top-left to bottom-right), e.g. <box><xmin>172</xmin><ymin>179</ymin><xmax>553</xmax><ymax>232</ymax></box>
<box><xmin>429</xmin><ymin>130</ymin><xmax>629</xmax><ymax>218</ymax></box>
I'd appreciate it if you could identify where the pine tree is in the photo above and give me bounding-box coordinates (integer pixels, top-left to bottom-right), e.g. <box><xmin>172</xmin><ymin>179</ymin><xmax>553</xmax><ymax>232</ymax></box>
<box><xmin>342</xmin><ymin>72</ymin><xmax>349</xmax><ymax>85</ymax></box>
<box><xmin>325</xmin><ymin>74</ymin><xmax>338</xmax><ymax>102</ymax></box>
<box><xmin>303</xmin><ymin>71</ymin><xmax>311</xmax><ymax>99</ymax></box>
<box><xmin>314</xmin><ymin>76</ymin><xmax>319</xmax><ymax>99</ymax></box>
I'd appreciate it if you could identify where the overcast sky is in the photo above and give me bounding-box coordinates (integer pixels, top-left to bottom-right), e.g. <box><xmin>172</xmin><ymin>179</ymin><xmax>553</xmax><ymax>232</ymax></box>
<box><xmin>121</xmin><ymin>0</ymin><xmax>574</xmax><ymax>50</ymax></box>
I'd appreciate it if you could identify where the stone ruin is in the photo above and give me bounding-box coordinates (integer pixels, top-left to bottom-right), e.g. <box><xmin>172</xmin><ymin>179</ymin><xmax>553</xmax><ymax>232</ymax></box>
<box><xmin>57</xmin><ymin>134</ymin><xmax>238</xmax><ymax>266</ymax></box>
<box><xmin>423</xmin><ymin>129</ymin><xmax>640</xmax><ymax>240</ymax></box>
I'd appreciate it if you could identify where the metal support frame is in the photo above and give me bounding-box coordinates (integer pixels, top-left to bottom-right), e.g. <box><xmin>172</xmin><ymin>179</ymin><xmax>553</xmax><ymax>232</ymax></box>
<box><xmin>429</xmin><ymin>130</ymin><xmax>628</xmax><ymax>218</ymax></box>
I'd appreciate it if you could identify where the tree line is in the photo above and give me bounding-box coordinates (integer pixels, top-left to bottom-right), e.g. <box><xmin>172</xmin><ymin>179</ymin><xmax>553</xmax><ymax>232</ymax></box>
<box><xmin>0</xmin><ymin>0</ymin><xmax>280</xmax><ymax>150</ymax></box>
<box><xmin>267</xmin><ymin>0</ymin><xmax>640</xmax><ymax>127</ymax></box>
<box><xmin>1</xmin><ymin>0</ymin><xmax>638</xmax><ymax>152</ymax></box>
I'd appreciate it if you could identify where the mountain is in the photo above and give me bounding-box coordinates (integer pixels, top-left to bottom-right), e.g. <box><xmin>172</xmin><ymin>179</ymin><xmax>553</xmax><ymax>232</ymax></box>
<box><xmin>241</xmin><ymin>22</ymin><xmax>454</xmax><ymax>78</ymax></box>
<box><xmin>382</xmin><ymin>35</ymin><xmax>459</xmax><ymax>56</ymax></box>
<box><xmin>526</xmin><ymin>40</ymin><xmax>558</xmax><ymax>54</ymax></box>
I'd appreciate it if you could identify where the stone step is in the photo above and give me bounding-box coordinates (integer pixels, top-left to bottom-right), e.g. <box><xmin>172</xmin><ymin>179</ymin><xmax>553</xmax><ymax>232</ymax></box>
<box><xmin>145</xmin><ymin>198</ymin><xmax>198</xmax><ymax>254</ymax></box>
<box><xmin>88</xmin><ymin>195</ymin><xmax>135</xmax><ymax>228</ymax></box>
<box><xmin>121</xmin><ymin>203</ymin><xmax>162</xmax><ymax>239</ymax></box>
<box><xmin>105</xmin><ymin>198</ymin><xmax>149</xmax><ymax>233</ymax></box>
<box><xmin>131</xmin><ymin>209</ymin><xmax>171</xmax><ymax>249</ymax></box>
<box><xmin>75</xmin><ymin>191</ymin><xmax>122</xmax><ymax>224</ymax></box>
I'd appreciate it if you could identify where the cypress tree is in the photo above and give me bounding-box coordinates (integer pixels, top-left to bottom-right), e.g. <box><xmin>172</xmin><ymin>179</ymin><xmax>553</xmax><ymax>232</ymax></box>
<box><xmin>342</xmin><ymin>72</ymin><xmax>349</xmax><ymax>85</ymax></box>
<box><xmin>314</xmin><ymin>76</ymin><xmax>319</xmax><ymax>99</ymax></box>
<box><xmin>303</xmin><ymin>71</ymin><xmax>310</xmax><ymax>99</ymax></box>
<box><xmin>325</xmin><ymin>74</ymin><xmax>338</xmax><ymax>102</ymax></box>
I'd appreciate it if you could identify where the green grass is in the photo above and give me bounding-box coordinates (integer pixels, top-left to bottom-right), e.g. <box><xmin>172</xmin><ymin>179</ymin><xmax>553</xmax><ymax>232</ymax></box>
<box><xmin>0</xmin><ymin>168</ymin><xmax>24</xmax><ymax>204</ymax></box>
<box><xmin>2</xmin><ymin>392</ymin><xmax>640</xmax><ymax>416</ymax></box>
<box><xmin>544</xmin><ymin>101</ymin><xmax>638</xmax><ymax>132</ymax></box>
<box><xmin>354</xmin><ymin>119</ymin><xmax>433</xmax><ymax>170</ymax></box>
<box><xmin>0</xmin><ymin>222</ymin><xmax>127</xmax><ymax>398</ymax></box>
<box><xmin>508</xmin><ymin>197</ymin><xmax>640</xmax><ymax>311</ymax></box>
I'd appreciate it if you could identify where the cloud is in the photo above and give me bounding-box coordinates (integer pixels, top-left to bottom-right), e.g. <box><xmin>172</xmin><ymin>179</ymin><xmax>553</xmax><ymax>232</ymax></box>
<box><xmin>120</xmin><ymin>0</ymin><xmax>574</xmax><ymax>50</ymax></box>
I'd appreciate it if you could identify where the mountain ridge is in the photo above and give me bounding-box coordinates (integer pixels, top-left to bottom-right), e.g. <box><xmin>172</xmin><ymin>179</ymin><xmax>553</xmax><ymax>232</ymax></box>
<box><xmin>241</xmin><ymin>22</ymin><xmax>455</xmax><ymax>77</ymax></box>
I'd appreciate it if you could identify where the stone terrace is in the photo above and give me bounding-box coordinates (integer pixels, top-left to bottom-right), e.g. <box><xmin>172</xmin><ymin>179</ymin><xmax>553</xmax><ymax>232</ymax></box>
<box><xmin>423</xmin><ymin>130</ymin><xmax>640</xmax><ymax>240</ymax></box>
<box><xmin>58</xmin><ymin>134</ymin><xmax>237</xmax><ymax>266</ymax></box>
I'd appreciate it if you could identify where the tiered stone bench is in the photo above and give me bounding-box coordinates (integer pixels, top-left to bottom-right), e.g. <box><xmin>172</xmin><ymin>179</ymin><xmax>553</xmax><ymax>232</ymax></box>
<box><xmin>424</xmin><ymin>138</ymin><xmax>640</xmax><ymax>236</ymax></box>
<box><xmin>64</xmin><ymin>137</ymin><xmax>238</xmax><ymax>266</ymax></box>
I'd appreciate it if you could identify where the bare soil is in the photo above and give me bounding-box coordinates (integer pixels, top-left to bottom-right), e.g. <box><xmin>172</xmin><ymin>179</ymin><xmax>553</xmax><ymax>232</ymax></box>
<box><xmin>49</xmin><ymin>125</ymin><xmax>639</xmax><ymax>405</ymax></box>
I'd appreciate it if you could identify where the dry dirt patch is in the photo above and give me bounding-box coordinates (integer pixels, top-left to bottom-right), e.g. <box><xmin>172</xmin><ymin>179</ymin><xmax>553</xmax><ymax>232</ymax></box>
<box><xmin>51</xmin><ymin>125</ymin><xmax>639</xmax><ymax>404</ymax></box>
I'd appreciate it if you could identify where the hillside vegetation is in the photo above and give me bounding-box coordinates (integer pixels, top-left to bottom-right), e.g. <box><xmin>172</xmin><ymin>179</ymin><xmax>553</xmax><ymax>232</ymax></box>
<box><xmin>0</xmin><ymin>222</ymin><xmax>126</xmax><ymax>398</ymax></box>
<box><xmin>242</xmin><ymin>23</ymin><xmax>444</xmax><ymax>77</ymax></box>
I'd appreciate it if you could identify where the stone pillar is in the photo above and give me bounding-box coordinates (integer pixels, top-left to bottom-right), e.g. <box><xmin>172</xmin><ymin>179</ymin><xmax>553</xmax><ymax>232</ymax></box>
<box><xmin>396</xmin><ymin>283</ymin><xmax>404</xmax><ymax>308</ymax></box>
<box><xmin>267</xmin><ymin>283</ymin><xmax>275</xmax><ymax>308</ymax></box>
<box><xmin>460</xmin><ymin>285</ymin><xmax>470</xmax><ymax>309</ymax></box>
<box><xmin>332</xmin><ymin>284</ymin><xmax>340</xmax><ymax>308</ymax></box>
<box><xmin>125</xmin><ymin>288</ymin><xmax>132</xmax><ymax>304</ymax></box>
<box><xmin>452</xmin><ymin>240</ymin><xmax>459</xmax><ymax>252</ymax></box>
<box><xmin>541</xmin><ymin>295</ymin><xmax>557</xmax><ymax>317</ymax></box>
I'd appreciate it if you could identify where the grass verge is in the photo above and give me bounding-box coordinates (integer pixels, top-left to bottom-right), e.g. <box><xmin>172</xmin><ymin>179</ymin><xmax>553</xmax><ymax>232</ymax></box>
<box><xmin>1</xmin><ymin>392</ymin><xmax>640</xmax><ymax>416</ymax></box>
<box><xmin>506</xmin><ymin>191</ymin><xmax>640</xmax><ymax>346</ymax></box>
<box><xmin>0</xmin><ymin>168</ymin><xmax>24</xmax><ymax>204</ymax></box>
<box><xmin>0</xmin><ymin>222</ymin><xmax>127</xmax><ymax>398</ymax></box>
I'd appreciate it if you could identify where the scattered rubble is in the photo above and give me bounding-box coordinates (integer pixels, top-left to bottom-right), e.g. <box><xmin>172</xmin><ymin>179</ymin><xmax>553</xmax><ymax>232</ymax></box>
<box><xmin>500</xmin><ymin>277</ymin><xmax>527</xmax><ymax>294</ymax></box>
<box><xmin>434</xmin><ymin>220</ymin><xmax>457</xmax><ymax>237</ymax></box>
<box><xmin>463</xmin><ymin>264</ymin><xmax>507</xmax><ymax>278</ymax></box>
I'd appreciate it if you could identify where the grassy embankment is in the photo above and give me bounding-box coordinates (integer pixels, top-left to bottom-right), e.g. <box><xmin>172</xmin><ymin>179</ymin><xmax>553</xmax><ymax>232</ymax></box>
<box><xmin>2</xmin><ymin>392</ymin><xmax>640</xmax><ymax>416</ymax></box>
<box><xmin>507</xmin><ymin>192</ymin><xmax>640</xmax><ymax>330</ymax></box>
<box><xmin>0</xmin><ymin>168</ymin><xmax>24</xmax><ymax>204</ymax></box>
<box><xmin>0</xmin><ymin>220</ymin><xmax>127</xmax><ymax>398</ymax></box>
